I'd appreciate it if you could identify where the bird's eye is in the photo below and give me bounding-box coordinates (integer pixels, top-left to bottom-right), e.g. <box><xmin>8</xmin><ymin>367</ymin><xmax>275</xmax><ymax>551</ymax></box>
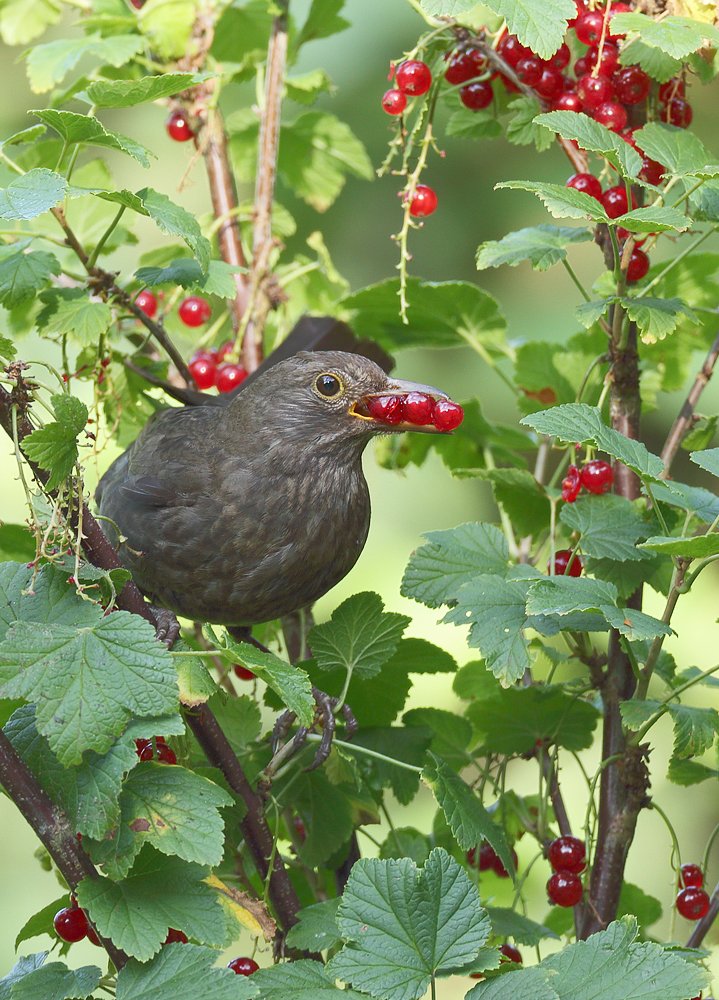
<box><xmin>315</xmin><ymin>373</ymin><xmax>343</xmax><ymax>398</ymax></box>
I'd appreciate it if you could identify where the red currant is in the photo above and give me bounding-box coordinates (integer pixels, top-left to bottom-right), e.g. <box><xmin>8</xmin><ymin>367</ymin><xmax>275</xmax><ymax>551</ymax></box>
<box><xmin>601</xmin><ymin>185</ymin><xmax>635</xmax><ymax>218</ymax></box>
<box><xmin>680</xmin><ymin>864</ymin><xmax>704</xmax><ymax>889</ymax></box>
<box><xmin>497</xmin><ymin>33</ymin><xmax>532</xmax><ymax>67</ymax></box>
<box><xmin>535</xmin><ymin>67</ymin><xmax>564</xmax><ymax>100</ymax></box>
<box><xmin>367</xmin><ymin>395</ymin><xmax>404</xmax><ymax>423</ymax></box>
<box><xmin>166</xmin><ymin>111</ymin><xmax>193</xmax><ymax>143</ymax></box>
<box><xmin>547</xmin><ymin>871</ymin><xmax>583</xmax><ymax>907</ymax></box>
<box><xmin>658</xmin><ymin>77</ymin><xmax>685</xmax><ymax>103</ymax></box>
<box><xmin>499</xmin><ymin>943</ymin><xmax>523</xmax><ymax>964</ymax></box>
<box><xmin>460</xmin><ymin>81</ymin><xmax>493</xmax><ymax>110</ymax></box>
<box><xmin>640</xmin><ymin>157</ymin><xmax>665</xmax><ymax>186</ymax></box>
<box><xmin>216</xmin><ymin>341</ymin><xmax>235</xmax><ymax>362</ymax></box>
<box><xmin>227</xmin><ymin>957</ymin><xmax>260</xmax><ymax>976</ymax></box>
<box><xmin>553</xmin><ymin>92</ymin><xmax>583</xmax><ymax>112</ymax></box>
<box><xmin>432</xmin><ymin>400</ymin><xmax>464</xmax><ymax>431</ymax></box>
<box><xmin>234</xmin><ymin>664</ymin><xmax>255</xmax><ymax>680</ymax></box>
<box><xmin>573</xmin><ymin>55</ymin><xmax>590</xmax><ymax>78</ymax></box>
<box><xmin>660</xmin><ymin>98</ymin><xmax>693</xmax><ymax>128</ymax></box>
<box><xmin>676</xmin><ymin>887</ymin><xmax>710</xmax><ymax>920</ymax></box>
<box><xmin>408</xmin><ymin>184</ymin><xmax>438</xmax><ymax>217</ymax></box>
<box><xmin>613</xmin><ymin>65</ymin><xmax>650</xmax><ymax>105</ymax></box>
<box><xmin>493</xmin><ymin>848</ymin><xmax>518</xmax><ymax>878</ymax></box>
<box><xmin>586</xmin><ymin>41</ymin><xmax>619</xmax><ymax>75</ymax></box>
<box><xmin>54</xmin><ymin>905</ymin><xmax>88</xmax><ymax>943</ymax></box>
<box><xmin>594</xmin><ymin>101</ymin><xmax>627</xmax><ymax>132</ymax></box>
<box><xmin>561</xmin><ymin>464</ymin><xmax>582</xmax><ymax>502</ymax></box>
<box><xmin>164</xmin><ymin>928</ymin><xmax>188</xmax><ymax>944</ymax></box>
<box><xmin>86</xmin><ymin>925</ymin><xmax>101</xmax><ymax>946</ymax></box>
<box><xmin>576</xmin><ymin>73</ymin><xmax>614</xmax><ymax>110</ymax></box>
<box><xmin>178</xmin><ymin>296</ymin><xmax>211</xmax><ymax>327</ymax></box>
<box><xmin>395</xmin><ymin>60</ymin><xmax>432</xmax><ymax>96</ymax></box>
<box><xmin>552</xmin><ymin>549</ymin><xmax>582</xmax><ymax>577</ymax></box>
<box><xmin>129</xmin><ymin>0</ymin><xmax>146</xmax><ymax>8</ymax></box>
<box><xmin>581</xmin><ymin>459</ymin><xmax>614</xmax><ymax>494</ymax></box>
<box><xmin>575</xmin><ymin>9</ymin><xmax>605</xmax><ymax>45</ymax></box>
<box><xmin>188</xmin><ymin>357</ymin><xmax>217</xmax><ymax>390</ymax></box>
<box><xmin>445</xmin><ymin>49</ymin><xmax>485</xmax><ymax>85</ymax></box>
<box><xmin>566</xmin><ymin>173</ymin><xmax>602</xmax><ymax>201</ymax></box>
<box><xmin>515</xmin><ymin>56</ymin><xmax>543</xmax><ymax>87</ymax></box>
<box><xmin>626</xmin><ymin>248</ymin><xmax>649</xmax><ymax>283</ymax></box>
<box><xmin>402</xmin><ymin>392</ymin><xmax>435</xmax><ymax>425</ymax></box>
<box><xmin>547</xmin><ymin>835</ymin><xmax>586</xmax><ymax>873</ymax></box>
<box><xmin>134</xmin><ymin>289</ymin><xmax>158</xmax><ymax>318</ymax></box>
<box><xmin>156</xmin><ymin>743</ymin><xmax>177</xmax><ymax>764</ymax></box>
<box><xmin>216</xmin><ymin>362</ymin><xmax>248</xmax><ymax>393</ymax></box>
<box><xmin>467</xmin><ymin>843</ymin><xmax>498</xmax><ymax>870</ymax></box>
<box><xmin>382</xmin><ymin>89</ymin><xmax>407</xmax><ymax>115</ymax></box>
<box><xmin>549</xmin><ymin>43</ymin><xmax>570</xmax><ymax>70</ymax></box>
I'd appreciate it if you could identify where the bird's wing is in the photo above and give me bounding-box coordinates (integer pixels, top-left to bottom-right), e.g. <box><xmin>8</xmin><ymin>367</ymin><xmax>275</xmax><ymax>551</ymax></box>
<box><xmin>119</xmin><ymin>475</ymin><xmax>185</xmax><ymax>508</ymax></box>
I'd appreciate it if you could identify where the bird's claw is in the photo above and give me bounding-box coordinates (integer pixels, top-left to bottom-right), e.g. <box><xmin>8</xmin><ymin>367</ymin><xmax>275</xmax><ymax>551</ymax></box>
<box><xmin>151</xmin><ymin>606</ymin><xmax>181</xmax><ymax>648</ymax></box>
<box><xmin>270</xmin><ymin>687</ymin><xmax>357</xmax><ymax>772</ymax></box>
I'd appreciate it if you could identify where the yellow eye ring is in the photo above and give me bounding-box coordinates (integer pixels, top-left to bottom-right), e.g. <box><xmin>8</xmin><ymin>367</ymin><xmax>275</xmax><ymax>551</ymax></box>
<box><xmin>315</xmin><ymin>373</ymin><xmax>343</xmax><ymax>398</ymax></box>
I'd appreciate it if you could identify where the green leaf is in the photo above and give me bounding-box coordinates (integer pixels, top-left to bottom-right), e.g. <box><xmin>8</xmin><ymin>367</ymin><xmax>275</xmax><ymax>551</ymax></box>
<box><xmin>475</xmin><ymin>469</ymin><xmax>551</xmax><ymax>536</ymax></box>
<box><xmin>0</xmin><ymin>954</ymin><xmax>48</xmax><ymax>1000</ymax></box>
<box><xmin>482</xmin><ymin>0</ymin><xmax>574</xmax><ymax>59</ymax></box>
<box><xmin>136</xmin><ymin>187</ymin><xmax>211</xmax><ymax>271</ymax></box>
<box><xmin>667</xmin><ymin>757</ymin><xmax>719</xmax><ymax>785</ymax></box>
<box><xmin>285</xmin><ymin>898</ymin><xmax>342</xmax><ymax>952</ymax></box>
<box><xmin>534</xmin><ymin>110</ymin><xmax>642</xmax><ymax>178</ymax></box>
<box><xmin>639</xmin><ymin>533</ymin><xmax>719</xmax><ymax>557</ymax></box>
<box><xmin>22</xmin><ymin>392</ymin><xmax>89</xmax><ymax>490</ymax></box>
<box><xmin>350</xmin><ymin>726</ymin><xmax>430</xmax><ymax>805</ymax></box>
<box><xmin>617</xmin><ymin>883</ymin><xmax>662</xmax><ymax>932</ymax></box>
<box><xmin>401</xmin><ymin>523</ymin><xmax>509</xmax><ymax>609</ymax></box>
<box><xmin>618</xmin><ymin>40</ymin><xmax>683</xmax><ymax>83</ymax></box>
<box><xmin>134</xmin><ymin>257</ymin><xmax>204</xmax><ymax>288</ymax></box>
<box><xmin>0</xmin><ymin>334</ymin><xmax>17</xmax><ymax>360</ymax></box>
<box><xmin>379</xmin><ymin>827</ymin><xmax>432</xmax><ymax>863</ymax></box>
<box><xmin>285</xmin><ymin>69</ymin><xmax>335</xmax><ymax>105</ymax></box>
<box><xmin>294</xmin><ymin>769</ymin><xmax>357</xmax><ymax>866</ymax></box>
<box><xmin>560</xmin><ymin>494</ymin><xmax>650</xmax><ymax>561</ymax></box>
<box><xmin>575</xmin><ymin>298</ymin><xmax>614</xmax><ymax>328</ymax></box>
<box><xmin>669</xmin><ymin>704</ymin><xmax>719</xmax><ymax>758</ymax></box>
<box><xmin>633</xmin><ymin>123</ymin><xmax>714</xmax><ymax>181</ymax></box>
<box><xmin>609</xmin><ymin>12</ymin><xmax>719</xmax><ymax>58</ymax></box>
<box><xmin>621</xmin><ymin>296</ymin><xmax>698</xmax><ymax>342</ymax></box>
<box><xmin>422</xmin><ymin>754</ymin><xmax>514</xmax><ymax>874</ymax></box>
<box><xmin>650</xmin><ymin>480</ymin><xmax>719</xmax><ymax>524</ymax></box>
<box><xmin>210</xmin><ymin>1</ymin><xmax>273</xmax><ymax>67</ymax></box>
<box><xmin>540</xmin><ymin>915</ymin><xmax>708</xmax><ymax>1000</ymax></box>
<box><xmin>14</xmin><ymin>894</ymin><xmax>69</xmax><ymax>949</ymax></box>
<box><xmin>86</xmin><ymin>73</ymin><xmax>201</xmax><ymax>107</ymax></box>
<box><xmin>0</xmin><ymin>0</ymin><xmax>60</xmax><ymax>46</ymax></box>
<box><xmin>388</xmin><ymin>637</ymin><xmax>457</xmax><ymax>674</ymax></box>
<box><xmin>11</xmin><ymin>962</ymin><xmax>101</xmax><ymax>1000</ymax></box>
<box><xmin>222</xmin><ymin>636</ymin><xmax>314</xmax><ymax>727</ymax></box>
<box><xmin>0</xmin><ymin>525</ymin><xmax>35</xmax><ymax>562</ymax></box>
<box><xmin>234</xmin><ymin>960</ymin><xmax>364</xmax><ymax>999</ymax></box>
<box><xmin>116</xmin><ymin>942</ymin><xmax>246</xmax><ymax>1000</ymax></box>
<box><xmin>521</xmin><ymin>403</ymin><xmax>665</xmax><ymax>480</ymax></box>
<box><xmin>404</xmin><ymin>707</ymin><xmax>472</xmax><ymax>770</ymax></box>
<box><xmin>485</xmin><ymin>906</ymin><xmax>559</xmax><ymax>945</ymax></box>
<box><xmin>0</xmin><ymin>605</ymin><xmax>178</xmax><ymax>765</ymax></box>
<box><xmin>466</xmin><ymin>684</ymin><xmax>600</xmax><ymax>753</ymax></box>
<box><xmin>278</xmin><ymin>111</ymin><xmax>372</xmax><ymax>212</ymax></box>
<box><xmin>466</xmin><ymin>966</ymin><xmax>556</xmax><ymax>1000</ymax></box>
<box><xmin>78</xmin><ymin>849</ymin><xmax>228</xmax><ymax>960</ymax></box>
<box><xmin>446</xmin><ymin>109</ymin><xmax>502</xmax><ymax>140</ymax></box>
<box><xmin>514</xmin><ymin>340</ymin><xmax>575</xmax><ymax>413</ymax></box>
<box><xmin>691</xmin><ymin>447</ymin><xmax>719</xmax><ymax>478</ymax></box>
<box><xmin>296</xmin><ymin>0</ymin><xmax>349</xmax><ymax>49</ymax></box>
<box><xmin>0</xmin><ymin>168</ymin><xmax>67</xmax><ymax>220</ymax></box>
<box><xmin>616</xmin><ymin>207</ymin><xmax>690</xmax><ymax>233</ymax></box>
<box><xmin>309</xmin><ymin>592</ymin><xmax>410</xmax><ymax>680</ymax></box>
<box><xmin>26</xmin><ymin>33</ymin><xmax>145</xmax><ymax>93</ymax></box>
<box><xmin>37</xmin><ymin>287</ymin><xmax>113</xmax><ymax>346</ymax></box>
<box><xmin>505</xmin><ymin>97</ymin><xmax>555</xmax><ymax>151</ymax></box>
<box><xmin>497</xmin><ymin>179</ymin><xmax>609</xmax><ymax>222</ymax></box>
<box><xmin>341</xmin><ymin>277</ymin><xmax>506</xmax><ymax>351</ymax></box>
<box><xmin>328</xmin><ymin>848</ymin><xmax>490</xmax><ymax>1000</ymax></box>
<box><xmin>600</xmin><ymin>605</ymin><xmax>673</xmax><ymax>642</ymax></box>
<box><xmin>477</xmin><ymin>224</ymin><xmax>591</xmax><ymax>271</ymax></box>
<box><xmin>0</xmin><ymin>246</ymin><xmax>60</xmax><ymax>308</ymax></box>
<box><xmin>31</xmin><ymin>109</ymin><xmax>154</xmax><ymax>167</ymax></box>
<box><xmin>526</xmin><ymin>576</ymin><xmax>618</xmax><ymax>616</ymax></box>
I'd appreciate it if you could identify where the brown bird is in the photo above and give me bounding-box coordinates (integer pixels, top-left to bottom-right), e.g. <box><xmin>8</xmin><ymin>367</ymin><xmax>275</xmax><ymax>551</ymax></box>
<box><xmin>96</xmin><ymin>349</ymin><xmax>450</xmax><ymax>632</ymax></box>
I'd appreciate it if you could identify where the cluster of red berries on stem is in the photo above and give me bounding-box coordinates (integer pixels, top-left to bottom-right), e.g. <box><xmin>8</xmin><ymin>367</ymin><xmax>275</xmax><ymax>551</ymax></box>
<box><xmin>365</xmin><ymin>392</ymin><xmax>463</xmax><ymax>430</ymax></box>
<box><xmin>466</xmin><ymin>842</ymin><xmax>518</xmax><ymax>877</ymax></box>
<box><xmin>676</xmin><ymin>863</ymin><xmax>710</xmax><ymax>921</ymax></box>
<box><xmin>566</xmin><ymin>173</ymin><xmax>651</xmax><ymax>281</ymax></box>
<box><xmin>135</xmin><ymin>735</ymin><xmax>177</xmax><ymax>764</ymax></box>
<box><xmin>546</xmin><ymin>835</ymin><xmax>586</xmax><ymax>907</ymax></box>
<box><xmin>382</xmin><ymin>59</ymin><xmax>433</xmax><ymax>116</ymax></box>
<box><xmin>188</xmin><ymin>343</ymin><xmax>248</xmax><ymax>393</ymax></box>
<box><xmin>562</xmin><ymin>458</ymin><xmax>614</xmax><ymax>502</ymax></box>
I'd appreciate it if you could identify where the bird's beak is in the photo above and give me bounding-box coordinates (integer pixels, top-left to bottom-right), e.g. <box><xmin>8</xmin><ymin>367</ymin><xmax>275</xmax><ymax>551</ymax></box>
<box><xmin>349</xmin><ymin>378</ymin><xmax>453</xmax><ymax>434</ymax></box>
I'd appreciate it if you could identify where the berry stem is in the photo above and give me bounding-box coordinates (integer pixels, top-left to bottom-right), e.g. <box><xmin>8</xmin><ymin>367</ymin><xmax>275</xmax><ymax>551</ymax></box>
<box><xmin>396</xmin><ymin>109</ymin><xmax>437</xmax><ymax>322</ymax></box>
<box><xmin>561</xmin><ymin>258</ymin><xmax>592</xmax><ymax>303</ymax></box>
<box><xmin>86</xmin><ymin>206</ymin><xmax>126</xmax><ymax>270</ymax></box>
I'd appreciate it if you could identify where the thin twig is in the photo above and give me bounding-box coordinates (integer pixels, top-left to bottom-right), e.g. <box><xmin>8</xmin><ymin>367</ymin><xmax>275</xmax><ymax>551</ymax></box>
<box><xmin>687</xmin><ymin>877</ymin><xmax>719</xmax><ymax>948</ymax></box>
<box><xmin>660</xmin><ymin>327</ymin><xmax>719</xmax><ymax>473</ymax></box>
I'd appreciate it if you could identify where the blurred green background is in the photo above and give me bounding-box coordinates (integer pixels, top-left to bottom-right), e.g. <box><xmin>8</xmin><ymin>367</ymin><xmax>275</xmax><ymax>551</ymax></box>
<box><xmin>1</xmin><ymin>0</ymin><xmax>719</xmax><ymax>991</ymax></box>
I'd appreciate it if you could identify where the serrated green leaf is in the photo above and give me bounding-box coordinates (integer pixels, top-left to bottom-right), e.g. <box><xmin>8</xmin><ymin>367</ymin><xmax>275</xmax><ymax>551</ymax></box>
<box><xmin>651</xmin><ymin>480</ymin><xmax>719</xmax><ymax>524</ymax></box>
<box><xmin>466</xmin><ymin>966</ymin><xmax>556</xmax><ymax>1000</ymax></box>
<box><xmin>286</xmin><ymin>69</ymin><xmax>335</xmax><ymax>105</ymax></box>
<box><xmin>309</xmin><ymin>592</ymin><xmax>409</xmax><ymax>680</ymax></box>
<box><xmin>136</xmin><ymin>187</ymin><xmax>211</xmax><ymax>271</ymax></box>
<box><xmin>26</xmin><ymin>33</ymin><xmax>145</xmax><ymax>93</ymax></box>
<box><xmin>617</xmin><ymin>883</ymin><xmax>662</xmax><ymax>932</ymax></box>
<box><xmin>474</xmin><ymin>469</ymin><xmax>552</xmax><ymax>536</ymax></box>
<box><xmin>601</xmin><ymin>605</ymin><xmax>673</xmax><ymax>641</ymax></box>
<box><xmin>497</xmin><ymin>179</ymin><xmax>609</xmax><ymax>222</ymax></box>
<box><xmin>1</xmin><ymin>125</ymin><xmax>47</xmax><ymax>148</ymax></box>
<box><xmin>0</xmin><ymin>954</ymin><xmax>48</xmax><ymax>1000</ymax></box>
<box><xmin>560</xmin><ymin>494</ymin><xmax>649</xmax><ymax>561</ymax></box>
<box><xmin>86</xmin><ymin>73</ymin><xmax>201</xmax><ymax>107</ymax></box>
<box><xmin>14</xmin><ymin>894</ymin><xmax>69</xmax><ymax>950</ymax></box>
<box><xmin>521</xmin><ymin>403</ymin><xmax>665</xmax><ymax>480</ymax></box>
<box><xmin>11</xmin><ymin>962</ymin><xmax>101</xmax><ymax>1000</ymax></box>
<box><xmin>575</xmin><ymin>298</ymin><xmax>614</xmax><ymax>328</ymax></box>
<box><xmin>0</xmin><ymin>168</ymin><xmax>67</xmax><ymax>220</ymax></box>
<box><xmin>669</xmin><ymin>704</ymin><xmax>719</xmax><ymax>757</ymax></box>
<box><xmin>691</xmin><ymin>447</ymin><xmax>719</xmax><ymax>478</ymax></box>
<box><xmin>210</xmin><ymin>1</ymin><xmax>273</xmax><ymax>67</ymax></box>
<box><xmin>0</xmin><ymin>526</ymin><xmax>35</xmax><ymax>562</ymax></box>
<box><xmin>379</xmin><ymin>827</ymin><xmax>432</xmax><ymax>863</ymax></box>
<box><xmin>621</xmin><ymin>296</ymin><xmax>698</xmax><ymax>342</ymax></box>
<box><xmin>639</xmin><ymin>533</ymin><xmax>719</xmax><ymax>557</ymax></box>
<box><xmin>633</xmin><ymin>122</ymin><xmax>713</xmax><ymax>180</ymax></box>
<box><xmin>79</xmin><ymin>848</ymin><xmax>227</xmax><ymax>960</ymax></box>
<box><xmin>0</xmin><ymin>605</ymin><xmax>178</xmax><ymax>765</ymax></box>
<box><xmin>616</xmin><ymin>206</ymin><xmax>689</xmax><ymax>233</ymax></box>
<box><xmin>667</xmin><ymin>757</ymin><xmax>719</xmax><ymax>785</ymax></box>
<box><xmin>233</xmin><ymin>960</ymin><xmax>364</xmax><ymax>999</ymax></box>
<box><xmin>402</xmin><ymin>523</ymin><xmax>509</xmax><ymax>609</ymax></box>
<box><xmin>609</xmin><ymin>12</ymin><xmax>719</xmax><ymax>58</ymax></box>
<box><xmin>505</xmin><ymin>96</ymin><xmax>555</xmax><ymax>151</ymax></box>
<box><xmin>294</xmin><ymin>768</ymin><xmax>358</xmax><ymax>866</ymax></box>
<box><xmin>422</xmin><ymin>755</ymin><xmax>514</xmax><ymax>871</ymax></box>
<box><xmin>116</xmin><ymin>941</ymin><xmax>245</xmax><ymax>1000</ymax></box>
<box><xmin>0</xmin><ymin>246</ymin><xmax>59</xmax><ymax>308</ymax></box>
<box><xmin>514</xmin><ymin>340</ymin><xmax>575</xmax><ymax>413</ymax></box>
<box><xmin>329</xmin><ymin>848</ymin><xmax>490</xmax><ymax>1000</ymax></box>
<box><xmin>0</xmin><ymin>0</ymin><xmax>60</xmax><ymax>46</ymax></box>
<box><xmin>485</xmin><ymin>906</ymin><xmax>559</xmax><ymax>945</ymax></box>
<box><xmin>388</xmin><ymin>637</ymin><xmax>457</xmax><ymax>674</ymax></box>
<box><xmin>223</xmin><ymin>637</ymin><xmax>314</xmax><ymax>727</ymax></box>
<box><xmin>37</xmin><ymin>287</ymin><xmax>113</xmax><ymax>346</ymax></box>
<box><xmin>135</xmin><ymin>258</ymin><xmax>205</xmax><ymax>288</ymax></box>
<box><xmin>31</xmin><ymin>109</ymin><xmax>153</xmax><ymax>167</ymax></box>
<box><xmin>350</xmin><ymin>726</ymin><xmax>430</xmax><ymax>805</ymax></box>
<box><xmin>285</xmin><ymin>898</ymin><xmax>342</xmax><ymax>952</ymax></box>
<box><xmin>404</xmin><ymin>707</ymin><xmax>472</xmax><ymax>770</ymax></box>
<box><xmin>446</xmin><ymin>108</ymin><xmax>502</xmax><ymax>140</ymax></box>
<box><xmin>618</xmin><ymin>39</ymin><xmax>683</xmax><ymax>82</ymax></box>
<box><xmin>483</xmin><ymin>0</ymin><xmax>574</xmax><ymax>58</ymax></box>
<box><xmin>526</xmin><ymin>576</ymin><xmax>619</xmax><ymax>616</ymax></box>
<box><xmin>96</xmin><ymin>188</ymin><xmax>149</xmax><ymax>215</ymax></box>
<box><xmin>296</xmin><ymin>0</ymin><xmax>349</xmax><ymax>48</ymax></box>
<box><xmin>534</xmin><ymin>110</ymin><xmax>642</xmax><ymax>178</ymax></box>
<box><xmin>477</xmin><ymin>224</ymin><xmax>592</xmax><ymax>271</ymax></box>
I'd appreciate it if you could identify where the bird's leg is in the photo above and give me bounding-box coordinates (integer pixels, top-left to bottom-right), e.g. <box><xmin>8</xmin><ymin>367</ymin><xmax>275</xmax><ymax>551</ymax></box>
<box><xmin>150</xmin><ymin>606</ymin><xmax>181</xmax><ymax>647</ymax></box>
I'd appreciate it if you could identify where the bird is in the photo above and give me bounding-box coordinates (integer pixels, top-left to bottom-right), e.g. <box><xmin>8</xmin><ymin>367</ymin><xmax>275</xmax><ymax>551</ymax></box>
<box><xmin>95</xmin><ymin>349</ymin><xmax>451</xmax><ymax>633</ymax></box>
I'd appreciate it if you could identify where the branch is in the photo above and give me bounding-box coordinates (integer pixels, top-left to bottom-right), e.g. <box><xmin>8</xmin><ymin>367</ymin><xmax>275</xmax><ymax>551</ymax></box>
<box><xmin>0</xmin><ymin>730</ymin><xmax>129</xmax><ymax>969</ymax></box>
<box><xmin>660</xmin><ymin>327</ymin><xmax>719</xmax><ymax>473</ymax></box>
<box><xmin>686</xmin><ymin>877</ymin><xmax>719</xmax><ymax>948</ymax></box>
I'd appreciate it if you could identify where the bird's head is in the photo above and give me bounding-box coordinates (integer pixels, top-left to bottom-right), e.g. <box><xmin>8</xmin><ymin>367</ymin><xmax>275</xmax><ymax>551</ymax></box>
<box><xmin>229</xmin><ymin>350</ymin><xmax>457</xmax><ymax>448</ymax></box>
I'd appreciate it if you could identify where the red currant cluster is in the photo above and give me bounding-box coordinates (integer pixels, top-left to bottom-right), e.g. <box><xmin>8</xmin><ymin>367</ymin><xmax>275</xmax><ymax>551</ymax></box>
<box><xmin>188</xmin><ymin>343</ymin><xmax>248</xmax><ymax>393</ymax></box>
<box><xmin>566</xmin><ymin>173</ymin><xmax>650</xmax><ymax>280</ymax></box>
<box><xmin>134</xmin><ymin>291</ymin><xmax>215</xmax><ymax>331</ymax></box>
<box><xmin>227</xmin><ymin>957</ymin><xmax>260</xmax><ymax>976</ymax></box>
<box><xmin>466</xmin><ymin>842</ymin><xmax>518</xmax><ymax>877</ymax></box>
<box><xmin>381</xmin><ymin>62</ymin><xmax>440</xmax><ymax>218</ymax></box>
<box><xmin>676</xmin><ymin>863</ymin><xmax>710</xmax><ymax>921</ymax></box>
<box><xmin>135</xmin><ymin>736</ymin><xmax>177</xmax><ymax>764</ymax></box>
<box><xmin>562</xmin><ymin>458</ymin><xmax>614</xmax><ymax>502</ymax></box>
<box><xmin>546</xmin><ymin>834</ymin><xmax>586</xmax><ymax>907</ymax></box>
<box><xmin>365</xmin><ymin>393</ymin><xmax>464</xmax><ymax>430</ymax></box>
